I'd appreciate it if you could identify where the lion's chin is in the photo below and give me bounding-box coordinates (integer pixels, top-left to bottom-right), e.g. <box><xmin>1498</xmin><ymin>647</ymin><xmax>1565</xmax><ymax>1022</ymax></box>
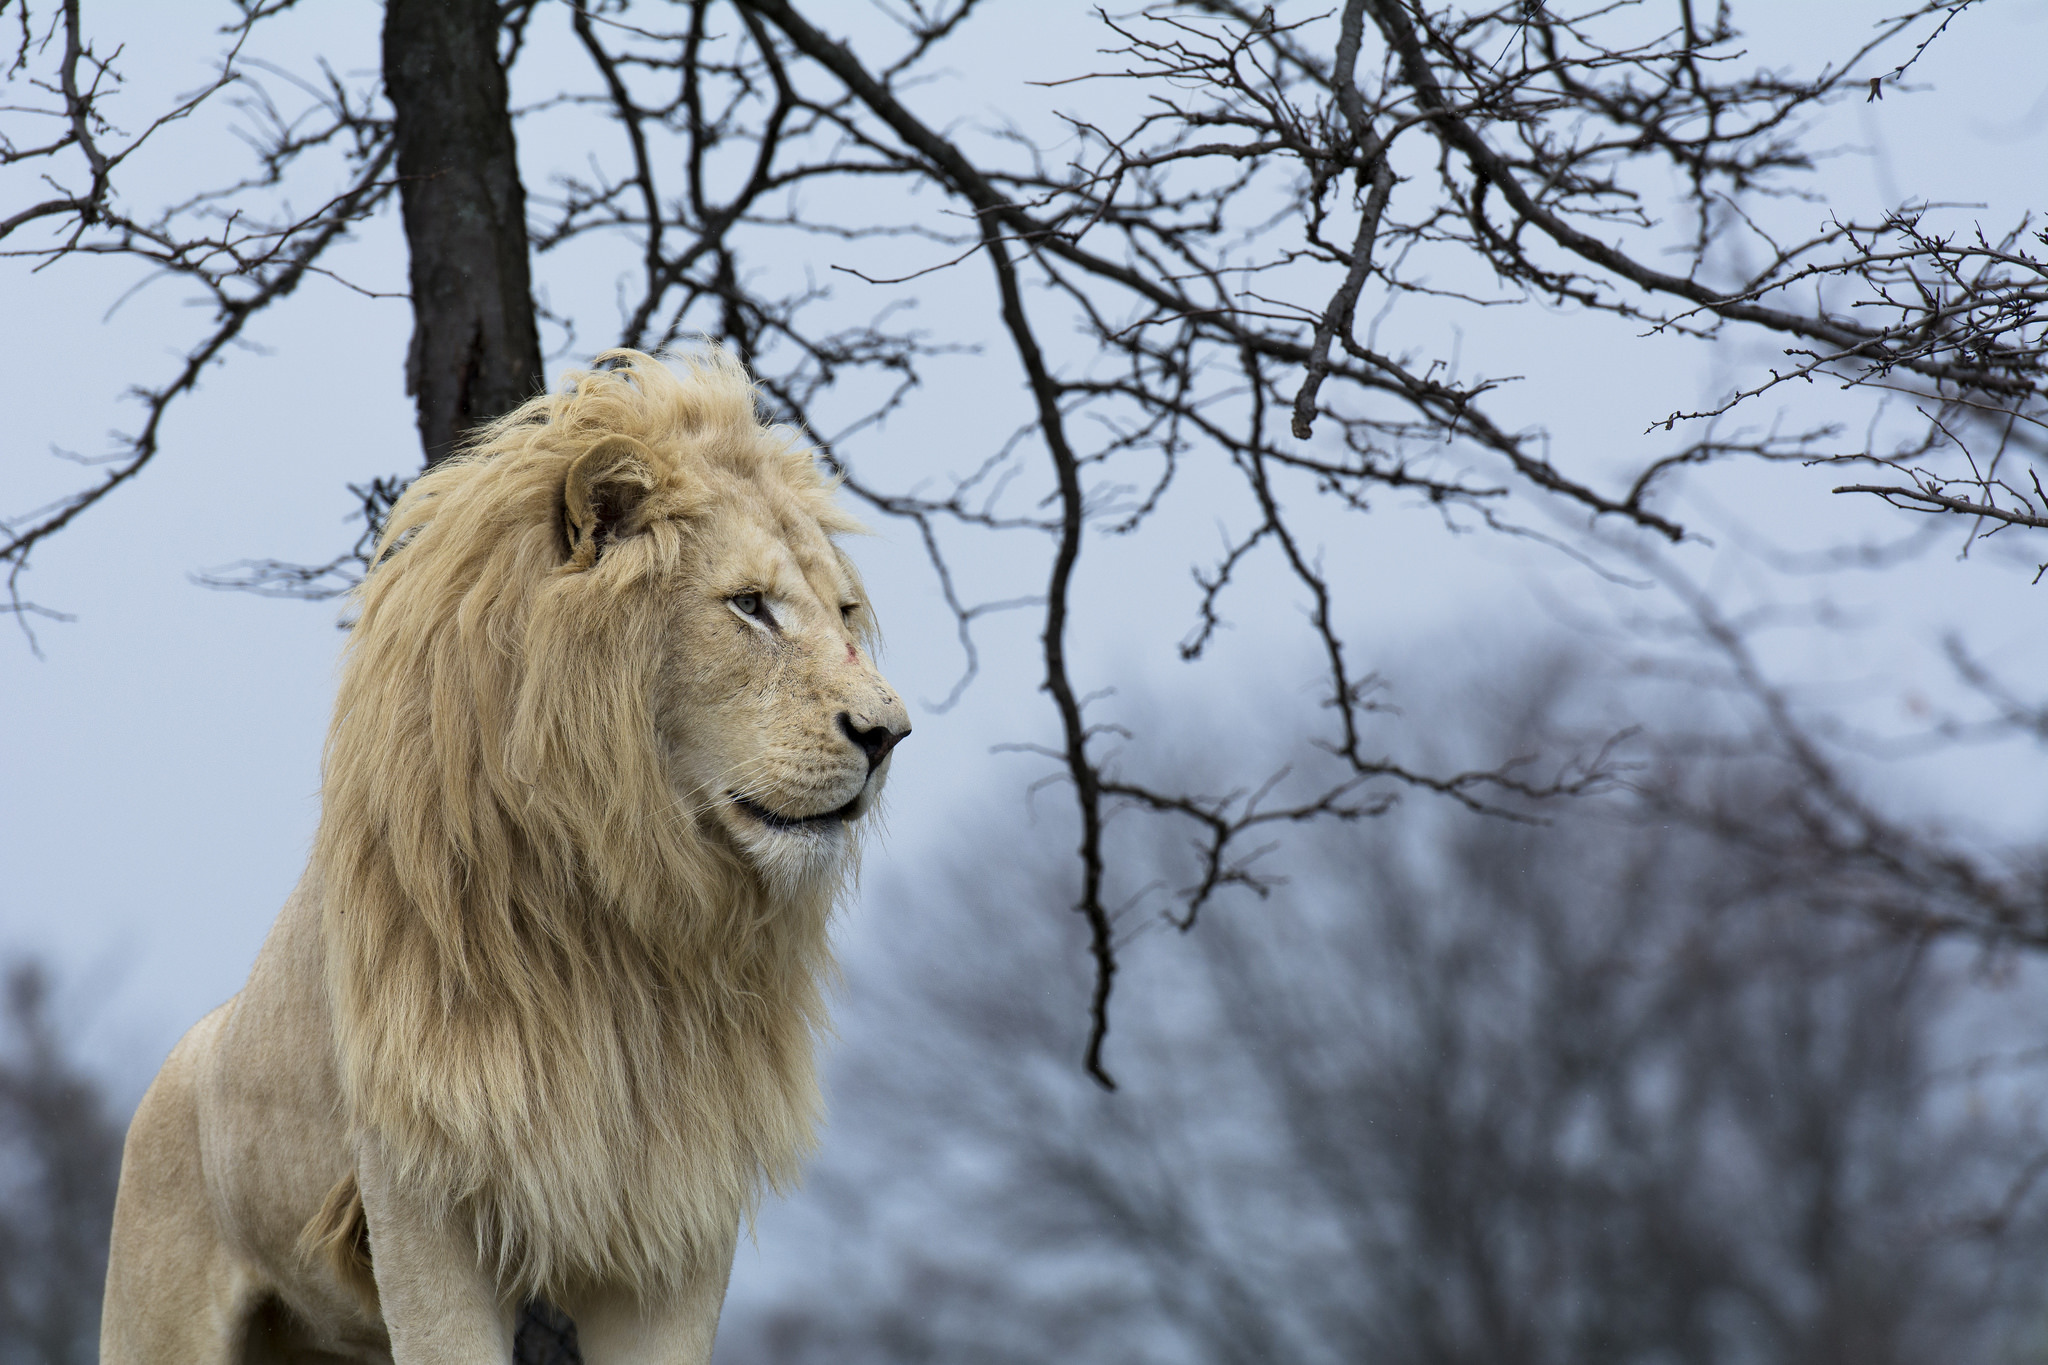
<box><xmin>720</xmin><ymin>783</ymin><xmax>876</xmax><ymax>896</ymax></box>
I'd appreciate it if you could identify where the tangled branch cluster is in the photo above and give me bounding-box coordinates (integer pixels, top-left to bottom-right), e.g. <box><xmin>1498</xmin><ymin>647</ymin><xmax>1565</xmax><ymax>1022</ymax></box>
<box><xmin>0</xmin><ymin>0</ymin><xmax>394</xmax><ymax>642</ymax></box>
<box><xmin>594</xmin><ymin>0</ymin><xmax>2026</xmax><ymax>1082</ymax></box>
<box><xmin>5</xmin><ymin>0</ymin><xmax>2038</xmax><ymax>1081</ymax></box>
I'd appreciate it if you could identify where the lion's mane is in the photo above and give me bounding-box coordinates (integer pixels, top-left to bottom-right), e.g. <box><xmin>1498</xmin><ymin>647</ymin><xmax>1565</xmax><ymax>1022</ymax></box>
<box><xmin>312</xmin><ymin>350</ymin><xmax>859</xmax><ymax>1300</ymax></box>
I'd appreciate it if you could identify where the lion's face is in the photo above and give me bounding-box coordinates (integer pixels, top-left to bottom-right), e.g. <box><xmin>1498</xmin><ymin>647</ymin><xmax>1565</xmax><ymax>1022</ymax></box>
<box><xmin>641</xmin><ymin>464</ymin><xmax>908</xmax><ymax>888</ymax></box>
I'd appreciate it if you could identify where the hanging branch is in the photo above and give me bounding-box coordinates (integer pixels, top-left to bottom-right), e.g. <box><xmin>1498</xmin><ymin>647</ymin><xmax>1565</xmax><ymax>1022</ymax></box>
<box><xmin>1</xmin><ymin>0</ymin><xmax>394</xmax><ymax>642</ymax></box>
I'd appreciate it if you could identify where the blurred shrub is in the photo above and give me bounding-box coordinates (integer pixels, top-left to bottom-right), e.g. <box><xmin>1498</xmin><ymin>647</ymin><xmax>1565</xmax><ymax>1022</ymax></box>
<box><xmin>718</xmin><ymin>689</ymin><xmax>2048</xmax><ymax>1364</ymax></box>
<box><xmin>0</xmin><ymin>962</ymin><xmax>124</xmax><ymax>1365</ymax></box>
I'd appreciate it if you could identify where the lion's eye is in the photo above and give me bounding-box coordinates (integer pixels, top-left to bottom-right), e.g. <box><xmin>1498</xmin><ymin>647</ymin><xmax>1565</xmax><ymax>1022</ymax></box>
<box><xmin>729</xmin><ymin>592</ymin><xmax>776</xmax><ymax>630</ymax></box>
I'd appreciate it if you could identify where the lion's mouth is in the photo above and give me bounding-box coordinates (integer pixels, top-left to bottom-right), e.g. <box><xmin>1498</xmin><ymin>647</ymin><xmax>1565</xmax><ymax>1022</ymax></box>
<box><xmin>729</xmin><ymin>792</ymin><xmax>862</xmax><ymax>831</ymax></box>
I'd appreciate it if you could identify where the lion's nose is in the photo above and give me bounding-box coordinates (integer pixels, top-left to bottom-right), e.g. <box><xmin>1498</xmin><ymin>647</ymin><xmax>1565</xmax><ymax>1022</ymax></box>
<box><xmin>838</xmin><ymin>712</ymin><xmax>909</xmax><ymax>771</ymax></box>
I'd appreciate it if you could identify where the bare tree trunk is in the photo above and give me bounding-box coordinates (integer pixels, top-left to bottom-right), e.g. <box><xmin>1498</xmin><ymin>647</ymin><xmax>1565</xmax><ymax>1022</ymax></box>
<box><xmin>382</xmin><ymin>0</ymin><xmax>543</xmax><ymax>468</ymax></box>
<box><xmin>382</xmin><ymin>17</ymin><xmax>574</xmax><ymax>1362</ymax></box>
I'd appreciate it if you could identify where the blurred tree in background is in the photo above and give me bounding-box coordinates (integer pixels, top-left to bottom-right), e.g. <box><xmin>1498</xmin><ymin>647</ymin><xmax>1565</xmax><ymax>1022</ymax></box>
<box><xmin>719</xmin><ymin>662</ymin><xmax>2048</xmax><ymax>1363</ymax></box>
<box><xmin>0</xmin><ymin>964</ymin><xmax>123</xmax><ymax>1365</ymax></box>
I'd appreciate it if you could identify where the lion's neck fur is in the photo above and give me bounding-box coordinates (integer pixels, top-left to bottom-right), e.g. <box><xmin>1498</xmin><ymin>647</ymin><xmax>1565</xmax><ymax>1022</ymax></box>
<box><xmin>312</xmin><ymin>353</ymin><xmax>846</xmax><ymax>1300</ymax></box>
<box><xmin>319</xmin><ymin>843</ymin><xmax>831</xmax><ymax>1300</ymax></box>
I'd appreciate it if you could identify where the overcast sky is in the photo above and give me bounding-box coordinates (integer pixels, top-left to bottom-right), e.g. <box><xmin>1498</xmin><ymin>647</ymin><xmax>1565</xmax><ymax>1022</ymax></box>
<box><xmin>4</xmin><ymin>0</ymin><xmax>2047</xmax><ymax>1319</ymax></box>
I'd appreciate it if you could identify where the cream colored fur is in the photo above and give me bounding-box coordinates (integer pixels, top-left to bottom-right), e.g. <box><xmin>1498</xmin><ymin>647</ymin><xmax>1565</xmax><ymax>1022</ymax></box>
<box><xmin>100</xmin><ymin>349</ymin><xmax>908</xmax><ymax>1363</ymax></box>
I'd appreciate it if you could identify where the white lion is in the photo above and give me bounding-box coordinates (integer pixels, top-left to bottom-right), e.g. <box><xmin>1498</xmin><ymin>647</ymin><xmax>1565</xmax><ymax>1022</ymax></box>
<box><xmin>100</xmin><ymin>349</ymin><xmax>909</xmax><ymax>1363</ymax></box>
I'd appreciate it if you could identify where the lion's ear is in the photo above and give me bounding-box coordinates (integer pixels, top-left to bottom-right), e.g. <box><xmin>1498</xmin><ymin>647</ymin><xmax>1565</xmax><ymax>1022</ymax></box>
<box><xmin>563</xmin><ymin>435</ymin><xmax>658</xmax><ymax>570</ymax></box>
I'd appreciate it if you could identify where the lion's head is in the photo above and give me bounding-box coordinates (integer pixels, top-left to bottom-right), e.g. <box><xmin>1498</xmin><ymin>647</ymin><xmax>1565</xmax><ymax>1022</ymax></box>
<box><xmin>327</xmin><ymin>347</ymin><xmax>907</xmax><ymax>922</ymax></box>
<box><xmin>552</xmin><ymin>364</ymin><xmax>910</xmax><ymax>898</ymax></box>
<box><xmin>313</xmin><ymin>348</ymin><xmax>905</xmax><ymax>1295</ymax></box>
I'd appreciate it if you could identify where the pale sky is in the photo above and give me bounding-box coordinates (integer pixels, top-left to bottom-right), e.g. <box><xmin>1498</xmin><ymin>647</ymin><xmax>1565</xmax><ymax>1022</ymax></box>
<box><xmin>3</xmin><ymin>0</ymin><xmax>2047</xmax><ymax>1319</ymax></box>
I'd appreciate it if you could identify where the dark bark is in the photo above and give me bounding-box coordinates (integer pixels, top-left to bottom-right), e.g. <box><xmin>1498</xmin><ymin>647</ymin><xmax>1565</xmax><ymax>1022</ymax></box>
<box><xmin>382</xmin><ymin>0</ymin><xmax>543</xmax><ymax>468</ymax></box>
<box><xmin>384</xmin><ymin>15</ymin><xmax>573</xmax><ymax>1359</ymax></box>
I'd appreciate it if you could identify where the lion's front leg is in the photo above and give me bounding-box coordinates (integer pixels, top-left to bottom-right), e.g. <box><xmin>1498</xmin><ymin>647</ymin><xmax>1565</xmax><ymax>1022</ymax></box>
<box><xmin>357</xmin><ymin>1144</ymin><xmax>518</xmax><ymax>1365</ymax></box>
<box><xmin>101</xmin><ymin>1005</ymin><xmax>261</xmax><ymax>1365</ymax></box>
<box><xmin>555</xmin><ymin>1229</ymin><xmax>738</xmax><ymax>1365</ymax></box>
